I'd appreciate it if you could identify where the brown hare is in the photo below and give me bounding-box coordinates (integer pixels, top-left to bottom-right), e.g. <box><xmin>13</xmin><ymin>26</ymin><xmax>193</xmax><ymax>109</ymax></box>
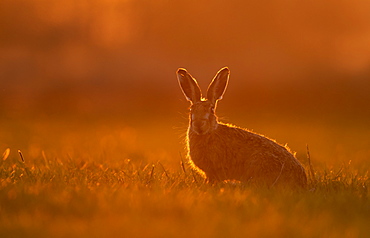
<box><xmin>177</xmin><ymin>67</ymin><xmax>307</xmax><ymax>188</ymax></box>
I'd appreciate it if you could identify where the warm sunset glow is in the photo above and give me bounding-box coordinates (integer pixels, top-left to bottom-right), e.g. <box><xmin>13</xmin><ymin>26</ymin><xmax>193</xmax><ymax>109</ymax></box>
<box><xmin>0</xmin><ymin>1</ymin><xmax>369</xmax><ymax>237</ymax></box>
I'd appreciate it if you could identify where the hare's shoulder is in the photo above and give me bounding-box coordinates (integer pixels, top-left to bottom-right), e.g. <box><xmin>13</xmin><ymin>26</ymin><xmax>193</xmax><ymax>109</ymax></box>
<box><xmin>217</xmin><ymin>122</ymin><xmax>268</xmax><ymax>140</ymax></box>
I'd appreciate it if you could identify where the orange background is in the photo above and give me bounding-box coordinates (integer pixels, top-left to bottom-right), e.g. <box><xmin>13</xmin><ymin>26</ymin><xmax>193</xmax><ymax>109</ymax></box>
<box><xmin>1</xmin><ymin>0</ymin><xmax>370</xmax><ymax>169</ymax></box>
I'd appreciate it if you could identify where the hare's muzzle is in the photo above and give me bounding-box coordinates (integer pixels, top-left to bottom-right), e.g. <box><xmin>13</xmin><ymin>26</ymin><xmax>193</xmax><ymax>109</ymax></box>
<box><xmin>191</xmin><ymin>119</ymin><xmax>210</xmax><ymax>135</ymax></box>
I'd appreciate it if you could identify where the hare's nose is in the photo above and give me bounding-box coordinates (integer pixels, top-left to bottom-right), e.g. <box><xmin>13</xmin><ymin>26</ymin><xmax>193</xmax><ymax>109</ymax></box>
<box><xmin>192</xmin><ymin>120</ymin><xmax>209</xmax><ymax>135</ymax></box>
<box><xmin>193</xmin><ymin>120</ymin><xmax>206</xmax><ymax>128</ymax></box>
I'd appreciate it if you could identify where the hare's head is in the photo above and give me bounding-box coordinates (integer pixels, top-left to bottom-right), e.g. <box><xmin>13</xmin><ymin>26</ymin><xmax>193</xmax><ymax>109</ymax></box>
<box><xmin>177</xmin><ymin>67</ymin><xmax>230</xmax><ymax>135</ymax></box>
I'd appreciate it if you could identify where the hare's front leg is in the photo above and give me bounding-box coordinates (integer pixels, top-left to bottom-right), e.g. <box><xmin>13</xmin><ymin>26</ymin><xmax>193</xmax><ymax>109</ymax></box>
<box><xmin>206</xmin><ymin>176</ymin><xmax>218</xmax><ymax>184</ymax></box>
<box><xmin>205</xmin><ymin>170</ymin><xmax>225</xmax><ymax>184</ymax></box>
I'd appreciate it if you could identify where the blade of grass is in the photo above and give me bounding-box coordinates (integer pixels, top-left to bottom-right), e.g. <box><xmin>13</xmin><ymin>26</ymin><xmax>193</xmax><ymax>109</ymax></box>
<box><xmin>2</xmin><ymin>148</ymin><xmax>10</xmax><ymax>161</ymax></box>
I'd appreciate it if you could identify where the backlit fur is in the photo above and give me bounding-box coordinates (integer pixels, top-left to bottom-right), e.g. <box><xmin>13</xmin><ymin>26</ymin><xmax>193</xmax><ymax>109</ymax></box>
<box><xmin>177</xmin><ymin>67</ymin><xmax>307</xmax><ymax>188</ymax></box>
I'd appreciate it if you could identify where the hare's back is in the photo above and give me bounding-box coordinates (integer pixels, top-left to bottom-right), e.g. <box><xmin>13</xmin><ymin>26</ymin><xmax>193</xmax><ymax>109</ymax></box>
<box><xmin>218</xmin><ymin>124</ymin><xmax>299</xmax><ymax>164</ymax></box>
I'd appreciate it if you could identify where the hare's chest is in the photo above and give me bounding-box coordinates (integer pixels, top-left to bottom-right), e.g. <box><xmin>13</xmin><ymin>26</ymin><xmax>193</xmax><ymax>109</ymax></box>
<box><xmin>189</xmin><ymin>139</ymin><xmax>229</xmax><ymax>168</ymax></box>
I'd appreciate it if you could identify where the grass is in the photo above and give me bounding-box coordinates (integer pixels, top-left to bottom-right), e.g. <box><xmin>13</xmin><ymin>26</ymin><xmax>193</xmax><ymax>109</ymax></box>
<box><xmin>0</xmin><ymin>146</ymin><xmax>369</xmax><ymax>238</ymax></box>
<box><xmin>0</xmin><ymin>116</ymin><xmax>369</xmax><ymax>238</ymax></box>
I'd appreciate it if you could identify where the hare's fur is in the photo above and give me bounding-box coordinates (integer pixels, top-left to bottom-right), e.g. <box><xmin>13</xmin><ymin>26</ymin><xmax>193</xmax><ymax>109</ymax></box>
<box><xmin>188</xmin><ymin>122</ymin><xmax>307</xmax><ymax>187</ymax></box>
<box><xmin>178</xmin><ymin>67</ymin><xmax>307</xmax><ymax>188</ymax></box>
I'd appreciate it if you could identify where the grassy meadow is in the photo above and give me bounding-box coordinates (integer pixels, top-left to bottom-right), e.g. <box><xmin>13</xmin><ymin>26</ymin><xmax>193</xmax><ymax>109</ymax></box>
<box><xmin>0</xmin><ymin>115</ymin><xmax>369</xmax><ymax>238</ymax></box>
<box><xmin>1</xmin><ymin>1</ymin><xmax>370</xmax><ymax>237</ymax></box>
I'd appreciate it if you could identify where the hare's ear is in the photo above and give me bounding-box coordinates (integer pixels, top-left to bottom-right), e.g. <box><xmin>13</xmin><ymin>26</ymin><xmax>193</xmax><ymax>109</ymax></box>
<box><xmin>177</xmin><ymin>68</ymin><xmax>202</xmax><ymax>103</ymax></box>
<box><xmin>206</xmin><ymin>67</ymin><xmax>230</xmax><ymax>103</ymax></box>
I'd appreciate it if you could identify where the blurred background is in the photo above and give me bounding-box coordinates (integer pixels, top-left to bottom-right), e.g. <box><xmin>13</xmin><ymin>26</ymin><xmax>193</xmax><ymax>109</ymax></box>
<box><xmin>1</xmin><ymin>0</ymin><xmax>370</xmax><ymax>170</ymax></box>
